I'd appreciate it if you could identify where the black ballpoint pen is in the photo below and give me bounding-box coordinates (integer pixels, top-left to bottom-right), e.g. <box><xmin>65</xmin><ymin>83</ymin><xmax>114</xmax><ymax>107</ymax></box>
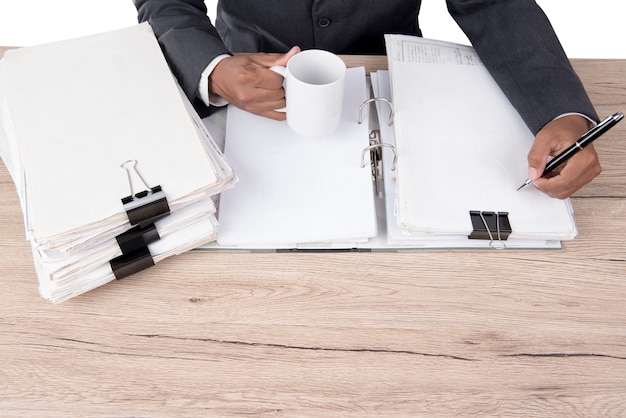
<box><xmin>517</xmin><ymin>111</ymin><xmax>624</xmax><ymax>191</ymax></box>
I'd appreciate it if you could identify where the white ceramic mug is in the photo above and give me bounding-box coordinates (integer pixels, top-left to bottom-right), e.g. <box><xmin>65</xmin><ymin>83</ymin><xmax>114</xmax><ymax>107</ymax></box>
<box><xmin>270</xmin><ymin>49</ymin><xmax>346</xmax><ymax>137</ymax></box>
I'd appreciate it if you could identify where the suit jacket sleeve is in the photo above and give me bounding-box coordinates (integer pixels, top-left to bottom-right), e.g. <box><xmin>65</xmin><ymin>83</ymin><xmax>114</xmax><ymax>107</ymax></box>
<box><xmin>134</xmin><ymin>0</ymin><xmax>230</xmax><ymax>114</ymax></box>
<box><xmin>447</xmin><ymin>0</ymin><xmax>598</xmax><ymax>134</ymax></box>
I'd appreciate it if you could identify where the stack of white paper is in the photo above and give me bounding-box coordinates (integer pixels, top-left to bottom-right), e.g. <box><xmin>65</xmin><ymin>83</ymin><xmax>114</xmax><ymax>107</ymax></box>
<box><xmin>0</xmin><ymin>23</ymin><xmax>235</xmax><ymax>302</ymax></box>
<box><xmin>381</xmin><ymin>34</ymin><xmax>577</xmax><ymax>245</ymax></box>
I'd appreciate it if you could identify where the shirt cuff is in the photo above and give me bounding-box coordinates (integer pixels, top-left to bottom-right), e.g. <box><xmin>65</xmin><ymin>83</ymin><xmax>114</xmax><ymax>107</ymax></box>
<box><xmin>553</xmin><ymin>112</ymin><xmax>598</xmax><ymax>129</ymax></box>
<box><xmin>198</xmin><ymin>54</ymin><xmax>231</xmax><ymax>107</ymax></box>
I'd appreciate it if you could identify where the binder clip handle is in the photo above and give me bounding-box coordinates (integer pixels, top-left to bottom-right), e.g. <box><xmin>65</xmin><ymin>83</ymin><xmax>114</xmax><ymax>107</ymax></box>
<box><xmin>120</xmin><ymin>160</ymin><xmax>170</xmax><ymax>227</ymax></box>
<box><xmin>468</xmin><ymin>210</ymin><xmax>512</xmax><ymax>249</ymax></box>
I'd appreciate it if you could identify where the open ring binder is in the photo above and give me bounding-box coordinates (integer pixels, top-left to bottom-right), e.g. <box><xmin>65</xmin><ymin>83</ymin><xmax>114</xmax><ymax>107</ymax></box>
<box><xmin>212</xmin><ymin>54</ymin><xmax>576</xmax><ymax>254</ymax></box>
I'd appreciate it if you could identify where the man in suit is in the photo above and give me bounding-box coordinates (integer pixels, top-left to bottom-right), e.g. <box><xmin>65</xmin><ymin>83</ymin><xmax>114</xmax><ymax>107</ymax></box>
<box><xmin>134</xmin><ymin>0</ymin><xmax>601</xmax><ymax>199</ymax></box>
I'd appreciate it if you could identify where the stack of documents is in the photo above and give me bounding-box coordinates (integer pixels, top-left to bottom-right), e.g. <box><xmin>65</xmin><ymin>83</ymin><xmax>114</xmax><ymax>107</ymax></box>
<box><xmin>0</xmin><ymin>23</ymin><xmax>235</xmax><ymax>302</ymax></box>
<box><xmin>374</xmin><ymin>34</ymin><xmax>577</xmax><ymax>247</ymax></box>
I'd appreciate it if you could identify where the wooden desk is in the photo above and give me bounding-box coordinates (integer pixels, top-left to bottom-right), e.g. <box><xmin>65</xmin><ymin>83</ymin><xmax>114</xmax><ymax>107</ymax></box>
<box><xmin>1</xmin><ymin>47</ymin><xmax>625</xmax><ymax>416</ymax></box>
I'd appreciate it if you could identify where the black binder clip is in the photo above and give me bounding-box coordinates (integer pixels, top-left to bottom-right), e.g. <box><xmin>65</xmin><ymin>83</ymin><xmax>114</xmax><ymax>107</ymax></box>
<box><xmin>109</xmin><ymin>222</ymin><xmax>160</xmax><ymax>280</ymax></box>
<box><xmin>469</xmin><ymin>210</ymin><xmax>512</xmax><ymax>248</ymax></box>
<box><xmin>115</xmin><ymin>223</ymin><xmax>160</xmax><ymax>255</ymax></box>
<box><xmin>110</xmin><ymin>246</ymin><xmax>155</xmax><ymax>280</ymax></box>
<box><xmin>120</xmin><ymin>160</ymin><xmax>170</xmax><ymax>227</ymax></box>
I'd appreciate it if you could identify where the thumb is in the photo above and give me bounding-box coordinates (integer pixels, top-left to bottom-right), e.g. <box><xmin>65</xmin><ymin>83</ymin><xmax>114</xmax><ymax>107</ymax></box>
<box><xmin>274</xmin><ymin>46</ymin><xmax>301</xmax><ymax>66</ymax></box>
<box><xmin>253</xmin><ymin>46</ymin><xmax>301</xmax><ymax>68</ymax></box>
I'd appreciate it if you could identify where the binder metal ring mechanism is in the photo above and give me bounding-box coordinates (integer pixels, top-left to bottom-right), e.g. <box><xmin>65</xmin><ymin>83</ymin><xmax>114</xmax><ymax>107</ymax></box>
<box><xmin>359</xmin><ymin>97</ymin><xmax>396</xmax><ymax>199</ymax></box>
<box><xmin>361</xmin><ymin>132</ymin><xmax>397</xmax><ymax>199</ymax></box>
<box><xmin>358</xmin><ymin>97</ymin><xmax>394</xmax><ymax>126</ymax></box>
<box><xmin>110</xmin><ymin>160</ymin><xmax>171</xmax><ymax>279</ymax></box>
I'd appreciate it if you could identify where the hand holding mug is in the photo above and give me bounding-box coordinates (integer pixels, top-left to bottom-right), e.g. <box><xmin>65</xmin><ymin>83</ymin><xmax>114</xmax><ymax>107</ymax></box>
<box><xmin>208</xmin><ymin>46</ymin><xmax>300</xmax><ymax>120</ymax></box>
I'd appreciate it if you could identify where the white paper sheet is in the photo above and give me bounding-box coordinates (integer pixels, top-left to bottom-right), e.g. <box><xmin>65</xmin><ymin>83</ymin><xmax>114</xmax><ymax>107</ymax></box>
<box><xmin>217</xmin><ymin>67</ymin><xmax>377</xmax><ymax>246</ymax></box>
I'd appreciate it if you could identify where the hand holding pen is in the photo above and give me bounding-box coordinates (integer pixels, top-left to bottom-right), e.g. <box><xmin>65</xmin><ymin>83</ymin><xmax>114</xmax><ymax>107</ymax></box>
<box><xmin>518</xmin><ymin>112</ymin><xmax>623</xmax><ymax>197</ymax></box>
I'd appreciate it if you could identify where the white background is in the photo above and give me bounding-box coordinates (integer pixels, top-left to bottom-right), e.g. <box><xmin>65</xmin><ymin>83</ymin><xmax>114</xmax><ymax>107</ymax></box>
<box><xmin>0</xmin><ymin>0</ymin><xmax>624</xmax><ymax>58</ymax></box>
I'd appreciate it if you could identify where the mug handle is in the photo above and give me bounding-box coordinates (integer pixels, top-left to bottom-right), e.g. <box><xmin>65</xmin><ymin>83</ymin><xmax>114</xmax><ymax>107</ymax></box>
<box><xmin>269</xmin><ymin>65</ymin><xmax>288</xmax><ymax>113</ymax></box>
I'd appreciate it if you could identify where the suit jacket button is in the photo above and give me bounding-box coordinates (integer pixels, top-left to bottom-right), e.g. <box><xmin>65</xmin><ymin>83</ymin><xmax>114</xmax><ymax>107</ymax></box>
<box><xmin>317</xmin><ymin>17</ymin><xmax>331</xmax><ymax>28</ymax></box>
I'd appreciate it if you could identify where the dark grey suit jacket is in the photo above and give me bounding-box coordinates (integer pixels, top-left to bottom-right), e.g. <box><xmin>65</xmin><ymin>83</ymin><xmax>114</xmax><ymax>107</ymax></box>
<box><xmin>134</xmin><ymin>0</ymin><xmax>598</xmax><ymax>133</ymax></box>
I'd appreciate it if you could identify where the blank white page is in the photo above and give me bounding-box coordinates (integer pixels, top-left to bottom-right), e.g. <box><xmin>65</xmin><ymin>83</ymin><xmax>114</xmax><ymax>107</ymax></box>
<box><xmin>217</xmin><ymin>67</ymin><xmax>376</xmax><ymax>246</ymax></box>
